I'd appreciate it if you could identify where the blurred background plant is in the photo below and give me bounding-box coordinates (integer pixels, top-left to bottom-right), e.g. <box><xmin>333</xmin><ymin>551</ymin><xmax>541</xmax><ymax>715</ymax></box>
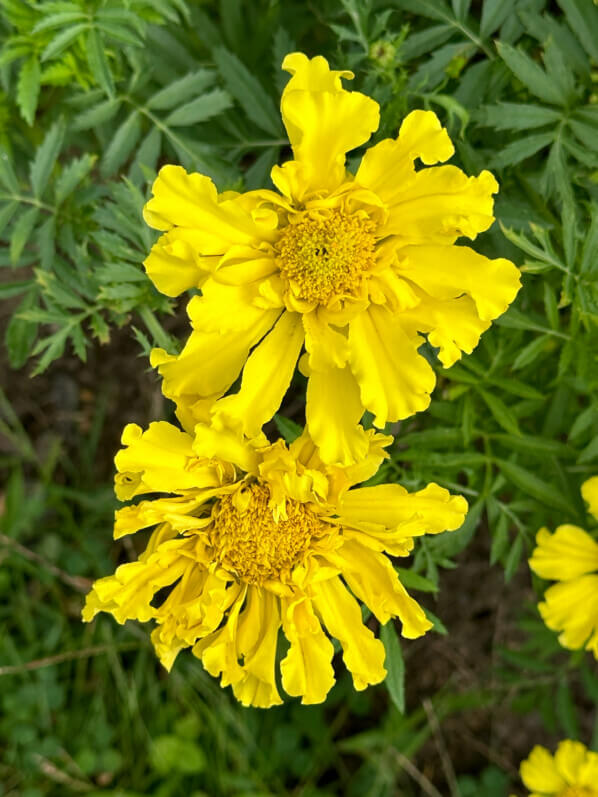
<box><xmin>1</xmin><ymin>0</ymin><xmax>597</xmax><ymax>795</ymax></box>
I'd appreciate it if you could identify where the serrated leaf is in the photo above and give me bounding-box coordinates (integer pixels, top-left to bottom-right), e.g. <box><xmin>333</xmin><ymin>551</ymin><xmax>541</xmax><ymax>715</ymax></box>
<box><xmin>33</xmin><ymin>10</ymin><xmax>87</xmax><ymax>33</ymax></box>
<box><xmin>97</xmin><ymin>22</ymin><xmax>144</xmax><ymax>48</ymax></box>
<box><xmin>147</xmin><ymin>70</ymin><xmax>216</xmax><ymax>110</ymax></box>
<box><xmin>86</xmin><ymin>27</ymin><xmax>114</xmax><ymax>97</ymax></box>
<box><xmin>496</xmin><ymin>41</ymin><xmax>566</xmax><ymax>106</ymax></box>
<box><xmin>400</xmin><ymin>23</ymin><xmax>453</xmax><ymax>61</ymax></box>
<box><xmin>129</xmin><ymin>127</ymin><xmax>161</xmax><ymax>184</ymax></box>
<box><xmin>5</xmin><ymin>290</ymin><xmax>38</xmax><ymax>368</ymax></box>
<box><xmin>578</xmin><ymin>436</ymin><xmax>598</xmax><ymax>464</ymax></box>
<box><xmin>480</xmin><ymin>0</ymin><xmax>516</xmax><ymax>38</ymax></box>
<box><xmin>54</xmin><ymin>154</ymin><xmax>96</xmax><ymax>205</ymax></box>
<box><xmin>556</xmin><ymin>0</ymin><xmax>598</xmax><ymax>63</ymax></box>
<box><xmin>580</xmin><ymin>206</ymin><xmax>598</xmax><ymax>275</ymax></box>
<box><xmin>32</xmin><ymin>326</ymin><xmax>71</xmax><ymax>375</ymax></box>
<box><xmin>0</xmin><ymin>153</ymin><xmax>20</xmax><ymax>193</ymax></box>
<box><xmin>30</xmin><ymin>119</ymin><xmax>65</xmax><ymax>198</ymax></box>
<box><xmin>478</xmin><ymin>102</ymin><xmax>561</xmax><ymax>131</ymax></box>
<box><xmin>0</xmin><ymin>200</ymin><xmax>19</xmax><ymax>237</ymax></box>
<box><xmin>10</xmin><ymin>207</ymin><xmax>39</xmax><ymax>264</ymax></box>
<box><xmin>496</xmin><ymin>459</ymin><xmax>576</xmax><ymax>516</ymax></box>
<box><xmin>100</xmin><ymin>111</ymin><xmax>142</xmax><ymax>177</ymax></box>
<box><xmin>165</xmin><ymin>89</ymin><xmax>232</xmax><ymax>126</ymax></box>
<box><xmin>492</xmin><ymin>131</ymin><xmax>554</xmax><ymax>168</ymax></box>
<box><xmin>489</xmin><ymin>513</ymin><xmax>510</xmax><ymax>566</ymax></box>
<box><xmin>41</xmin><ymin>22</ymin><xmax>89</xmax><ymax>61</ymax></box>
<box><xmin>380</xmin><ymin>623</ymin><xmax>405</xmax><ymax>714</ymax></box>
<box><xmin>504</xmin><ymin>534</ymin><xmax>523</xmax><ymax>582</ymax></box>
<box><xmin>17</xmin><ymin>56</ymin><xmax>41</xmax><ymax>125</ymax></box>
<box><xmin>543</xmin><ymin>38</ymin><xmax>576</xmax><ymax>105</ymax></box>
<box><xmin>479</xmin><ymin>390</ymin><xmax>520</xmax><ymax>435</ymax></box>
<box><xmin>213</xmin><ymin>46</ymin><xmax>282</xmax><ymax>136</ymax></box>
<box><xmin>72</xmin><ymin>97</ymin><xmax>122</xmax><ymax>131</ymax></box>
<box><xmin>0</xmin><ymin>279</ymin><xmax>33</xmax><ymax>299</ymax></box>
<box><xmin>512</xmin><ymin>334</ymin><xmax>551</xmax><ymax>370</ymax></box>
<box><xmin>451</xmin><ymin>0</ymin><xmax>471</xmax><ymax>21</ymax></box>
<box><xmin>393</xmin><ymin>0</ymin><xmax>454</xmax><ymax>23</ymax></box>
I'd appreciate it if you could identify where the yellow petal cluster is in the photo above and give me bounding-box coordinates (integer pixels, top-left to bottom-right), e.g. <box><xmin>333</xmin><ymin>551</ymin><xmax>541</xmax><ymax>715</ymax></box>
<box><xmin>519</xmin><ymin>740</ymin><xmax>598</xmax><ymax>797</ymax></box>
<box><xmin>142</xmin><ymin>51</ymin><xmax>521</xmax><ymax>465</ymax></box>
<box><xmin>529</xmin><ymin>477</ymin><xmax>598</xmax><ymax>659</ymax></box>
<box><xmin>83</xmin><ymin>421</ymin><xmax>467</xmax><ymax>707</ymax></box>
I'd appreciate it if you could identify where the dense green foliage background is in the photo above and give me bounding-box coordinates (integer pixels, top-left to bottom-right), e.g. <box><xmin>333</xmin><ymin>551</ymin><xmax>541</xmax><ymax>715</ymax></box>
<box><xmin>1</xmin><ymin>0</ymin><xmax>598</xmax><ymax>794</ymax></box>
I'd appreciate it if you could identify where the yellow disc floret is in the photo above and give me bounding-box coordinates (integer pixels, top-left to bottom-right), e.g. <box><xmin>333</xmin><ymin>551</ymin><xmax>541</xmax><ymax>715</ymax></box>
<box><xmin>561</xmin><ymin>788</ymin><xmax>596</xmax><ymax>797</ymax></box>
<box><xmin>276</xmin><ymin>209</ymin><xmax>376</xmax><ymax>304</ymax></box>
<box><xmin>209</xmin><ymin>483</ymin><xmax>326</xmax><ymax>584</ymax></box>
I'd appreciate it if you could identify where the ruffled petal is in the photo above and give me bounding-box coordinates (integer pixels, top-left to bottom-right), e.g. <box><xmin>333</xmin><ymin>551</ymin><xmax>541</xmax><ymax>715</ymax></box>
<box><xmin>382</xmin><ymin>166</ymin><xmax>498</xmax><ymax>245</ymax></box>
<box><xmin>151</xmin><ymin>309</ymin><xmax>279</xmax><ymax>399</ymax></box>
<box><xmin>144</xmin><ymin>228</ymin><xmax>216</xmax><ymax>296</ymax></box>
<box><xmin>395</xmin><ymin>245</ymin><xmax>521</xmax><ymax>323</ymax></box>
<box><xmin>187</xmin><ymin>279</ymin><xmax>277</xmax><ymax>334</ymax></box>
<box><xmin>578</xmin><ymin>749</ymin><xmax>598</xmax><ymax>788</ymax></box>
<box><xmin>554</xmin><ymin>740</ymin><xmax>591</xmax><ymax>785</ymax></box>
<box><xmin>302</xmin><ymin>309</ymin><xmax>350</xmax><ymax>371</ymax></box>
<box><xmin>582</xmin><ymin>476</ymin><xmax>598</xmax><ymax>522</ymax></box>
<box><xmin>210</xmin><ymin>311</ymin><xmax>304</xmax><ymax>437</ymax></box>
<box><xmin>529</xmin><ymin>525</ymin><xmax>598</xmax><ymax>581</ymax></box>
<box><xmin>520</xmin><ymin>745</ymin><xmax>567</xmax><ymax>794</ymax></box>
<box><xmin>280</xmin><ymin>595</ymin><xmax>335</xmax><ymax>704</ymax></box>
<box><xmin>192</xmin><ymin>422</ymin><xmax>260</xmax><ymax>474</ymax></box>
<box><xmin>348</xmin><ymin>304</ymin><xmax>435</xmax><ymax>425</ymax></box>
<box><xmin>277</xmin><ymin>52</ymin><xmax>379</xmax><ymax>198</ymax></box>
<box><xmin>306</xmin><ymin>364</ymin><xmax>370</xmax><ymax>466</ymax></box>
<box><xmin>539</xmin><ymin>574</ymin><xmax>598</xmax><ymax>653</ymax></box>
<box><xmin>356</xmin><ymin>110</ymin><xmax>454</xmax><ymax>206</ymax></box>
<box><xmin>313</xmin><ymin>576</ymin><xmax>386</xmax><ymax>690</ymax></box>
<box><xmin>329</xmin><ymin>540</ymin><xmax>432</xmax><ymax>637</ymax></box>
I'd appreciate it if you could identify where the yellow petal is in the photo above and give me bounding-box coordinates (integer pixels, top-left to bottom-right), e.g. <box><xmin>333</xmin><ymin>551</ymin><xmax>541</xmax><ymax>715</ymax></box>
<box><xmin>279</xmin><ymin>52</ymin><xmax>379</xmax><ymax>197</ymax></box>
<box><xmin>395</xmin><ymin>245</ymin><xmax>521</xmax><ymax>323</ymax></box>
<box><xmin>280</xmin><ymin>595</ymin><xmax>335</xmax><ymax>704</ymax></box>
<box><xmin>554</xmin><ymin>740</ymin><xmax>591</xmax><ymax>785</ymax></box>
<box><xmin>529</xmin><ymin>525</ymin><xmax>598</xmax><ymax>580</ymax></box>
<box><xmin>330</xmin><ymin>540</ymin><xmax>432</xmax><ymax>637</ymax></box>
<box><xmin>348</xmin><ymin>304</ymin><xmax>435</xmax><ymax>425</ymax></box>
<box><xmin>143</xmin><ymin>164</ymin><xmax>261</xmax><ymax>243</ymax></box>
<box><xmin>210</xmin><ymin>311</ymin><xmax>304</xmax><ymax>437</ymax></box>
<box><xmin>539</xmin><ymin>575</ymin><xmax>598</xmax><ymax>653</ymax></box>
<box><xmin>382</xmin><ymin>166</ymin><xmax>498</xmax><ymax>245</ymax></box>
<box><xmin>306</xmin><ymin>364</ymin><xmax>370</xmax><ymax>466</ymax></box>
<box><xmin>339</xmin><ymin>482</ymin><xmax>468</xmax><ymax>539</ymax></box>
<box><xmin>144</xmin><ymin>229</ymin><xmax>215</xmax><ymax>296</ymax></box>
<box><xmin>582</xmin><ymin>476</ymin><xmax>598</xmax><ymax>522</ymax></box>
<box><xmin>400</xmin><ymin>293</ymin><xmax>491</xmax><ymax>368</ymax></box>
<box><xmin>187</xmin><ymin>279</ymin><xmax>273</xmax><ymax>333</ymax></box>
<box><xmin>151</xmin><ymin>309</ymin><xmax>279</xmax><ymax>399</ymax></box>
<box><xmin>356</xmin><ymin>109</ymin><xmax>454</xmax><ymax>206</ymax></box>
<box><xmin>113</xmin><ymin>496</ymin><xmax>211</xmax><ymax>539</ymax></box>
<box><xmin>313</xmin><ymin>576</ymin><xmax>386</xmax><ymax>690</ymax></box>
<box><xmin>302</xmin><ymin>309</ymin><xmax>350</xmax><ymax>371</ymax></box>
<box><xmin>578</xmin><ymin>749</ymin><xmax>598</xmax><ymax>788</ymax></box>
<box><xmin>192</xmin><ymin>422</ymin><xmax>260</xmax><ymax>474</ymax></box>
<box><xmin>520</xmin><ymin>745</ymin><xmax>567</xmax><ymax>794</ymax></box>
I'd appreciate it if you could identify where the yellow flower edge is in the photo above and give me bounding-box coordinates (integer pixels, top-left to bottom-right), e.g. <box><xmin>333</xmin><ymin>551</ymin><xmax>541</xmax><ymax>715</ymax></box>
<box><xmin>528</xmin><ymin>478</ymin><xmax>598</xmax><ymax>660</ymax></box>
<box><xmin>519</xmin><ymin>740</ymin><xmax>598</xmax><ymax>796</ymax></box>
<box><xmin>142</xmin><ymin>51</ymin><xmax>521</xmax><ymax>465</ymax></box>
<box><xmin>82</xmin><ymin>420</ymin><xmax>468</xmax><ymax>708</ymax></box>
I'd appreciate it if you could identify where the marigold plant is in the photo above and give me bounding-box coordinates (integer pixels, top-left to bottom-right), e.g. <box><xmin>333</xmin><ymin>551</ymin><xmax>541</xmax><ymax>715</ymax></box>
<box><xmin>82</xmin><ymin>421</ymin><xmax>467</xmax><ymax>707</ymax></box>
<box><xmin>142</xmin><ymin>52</ymin><xmax>521</xmax><ymax>465</ymax></box>
<box><xmin>529</xmin><ymin>477</ymin><xmax>598</xmax><ymax>659</ymax></box>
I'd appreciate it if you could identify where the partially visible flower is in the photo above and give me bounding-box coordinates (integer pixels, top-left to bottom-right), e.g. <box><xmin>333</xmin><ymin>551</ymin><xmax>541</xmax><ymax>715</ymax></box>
<box><xmin>529</xmin><ymin>477</ymin><xmax>598</xmax><ymax>659</ymax></box>
<box><xmin>519</xmin><ymin>740</ymin><xmax>598</xmax><ymax>797</ymax></box>
<box><xmin>142</xmin><ymin>52</ymin><xmax>520</xmax><ymax>465</ymax></box>
<box><xmin>83</xmin><ymin>421</ymin><xmax>467</xmax><ymax>707</ymax></box>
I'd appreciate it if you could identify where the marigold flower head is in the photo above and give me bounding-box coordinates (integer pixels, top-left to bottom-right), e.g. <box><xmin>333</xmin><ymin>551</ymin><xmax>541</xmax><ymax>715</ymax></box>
<box><xmin>142</xmin><ymin>52</ymin><xmax>521</xmax><ymax>465</ymax></box>
<box><xmin>519</xmin><ymin>740</ymin><xmax>598</xmax><ymax>797</ymax></box>
<box><xmin>83</xmin><ymin>421</ymin><xmax>467</xmax><ymax>707</ymax></box>
<box><xmin>529</xmin><ymin>477</ymin><xmax>598</xmax><ymax>659</ymax></box>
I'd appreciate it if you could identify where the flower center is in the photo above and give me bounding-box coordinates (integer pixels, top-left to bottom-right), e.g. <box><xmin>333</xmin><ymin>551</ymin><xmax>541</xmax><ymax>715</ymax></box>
<box><xmin>561</xmin><ymin>789</ymin><xmax>597</xmax><ymax>797</ymax></box>
<box><xmin>209</xmin><ymin>483</ymin><xmax>324</xmax><ymax>584</ymax></box>
<box><xmin>276</xmin><ymin>209</ymin><xmax>376</xmax><ymax>304</ymax></box>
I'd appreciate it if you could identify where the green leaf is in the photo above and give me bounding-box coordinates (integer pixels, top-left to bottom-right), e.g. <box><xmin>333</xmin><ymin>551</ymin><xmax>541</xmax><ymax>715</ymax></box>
<box><xmin>72</xmin><ymin>98</ymin><xmax>122</xmax><ymax>130</ymax></box>
<box><xmin>147</xmin><ymin>70</ymin><xmax>216</xmax><ymax>110</ymax></box>
<box><xmin>0</xmin><ymin>280</ymin><xmax>33</xmax><ymax>299</ymax></box>
<box><xmin>380</xmin><ymin>623</ymin><xmax>405</xmax><ymax>714</ymax></box>
<box><xmin>496</xmin><ymin>459</ymin><xmax>577</xmax><ymax>516</ymax></box>
<box><xmin>17</xmin><ymin>55</ymin><xmax>41</xmax><ymax>125</ymax></box>
<box><xmin>54</xmin><ymin>154</ymin><xmax>96</xmax><ymax>205</ymax></box>
<box><xmin>10</xmin><ymin>207</ymin><xmax>39</xmax><ymax>265</ymax></box>
<box><xmin>31</xmin><ymin>326</ymin><xmax>71</xmax><ymax>375</ymax></box>
<box><xmin>5</xmin><ymin>290</ymin><xmax>38</xmax><ymax>368</ymax></box>
<box><xmin>129</xmin><ymin>127</ymin><xmax>161</xmax><ymax>184</ymax></box>
<box><xmin>400</xmin><ymin>24</ymin><xmax>453</xmax><ymax>61</ymax></box>
<box><xmin>395</xmin><ymin>568</ymin><xmax>438</xmax><ymax>593</ymax></box>
<box><xmin>479</xmin><ymin>390</ymin><xmax>520</xmax><ymax>435</ymax></box>
<box><xmin>504</xmin><ymin>534</ymin><xmax>523</xmax><ymax>583</ymax></box>
<box><xmin>86</xmin><ymin>27</ymin><xmax>115</xmax><ymax>97</ymax></box>
<box><xmin>556</xmin><ymin>678</ymin><xmax>579</xmax><ymax>739</ymax></box>
<box><xmin>511</xmin><ymin>334</ymin><xmax>551</xmax><ymax>370</ymax></box>
<box><xmin>393</xmin><ymin>0</ymin><xmax>454</xmax><ymax>23</ymax></box>
<box><xmin>0</xmin><ymin>153</ymin><xmax>20</xmax><ymax>193</ymax></box>
<box><xmin>496</xmin><ymin>41</ymin><xmax>567</xmax><ymax>106</ymax></box>
<box><xmin>556</xmin><ymin>0</ymin><xmax>598</xmax><ymax>63</ymax></box>
<box><xmin>100</xmin><ymin>111</ymin><xmax>142</xmax><ymax>177</ymax></box>
<box><xmin>452</xmin><ymin>0</ymin><xmax>471</xmax><ymax>21</ymax></box>
<box><xmin>0</xmin><ymin>200</ymin><xmax>19</xmax><ymax>237</ymax></box>
<box><xmin>489</xmin><ymin>513</ymin><xmax>510</xmax><ymax>566</ymax></box>
<box><xmin>97</xmin><ymin>22</ymin><xmax>144</xmax><ymax>48</ymax></box>
<box><xmin>30</xmin><ymin>119</ymin><xmax>65</xmax><ymax>199</ymax></box>
<box><xmin>41</xmin><ymin>22</ymin><xmax>89</xmax><ymax>61</ymax></box>
<box><xmin>32</xmin><ymin>10</ymin><xmax>87</xmax><ymax>33</ymax></box>
<box><xmin>580</xmin><ymin>206</ymin><xmax>598</xmax><ymax>275</ymax></box>
<box><xmin>479</xmin><ymin>0</ymin><xmax>516</xmax><ymax>39</ymax></box>
<box><xmin>478</xmin><ymin>102</ymin><xmax>561</xmax><ymax>131</ymax></box>
<box><xmin>213</xmin><ymin>46</ymin><xmax>282</xmax><ymax>136</ymax></box>
<box><xmin>273</xmin><ymin>415</ymin><xmax>302</xmax><ymax>444</ymax></box>
<box><xmin>164</xmin><ymin>89</ymin><xmax>232</xmax><ymax>126</ymax></box>
<box><xmin>491</xmin><ymin>131</ymin><xmax>554</xmax><ymax>168</ymax></box>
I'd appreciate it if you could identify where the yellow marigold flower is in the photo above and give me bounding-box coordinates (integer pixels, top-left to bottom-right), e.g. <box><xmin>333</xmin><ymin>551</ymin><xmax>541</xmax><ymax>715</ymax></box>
<box><xmin>142</xmin><ymin>52</ymin><xmax>521</xmax><ymax>465</ymax></box>
<box><xmin>83</xmin><ymin>421</ymin><xmax>467</xmax><ymax>707</ymax></box>
<box><xmin>529</xmin><ymin>477</ymin><xmax>598</xmax><ymax>659</ymax></box>
<box><xmin>519</xmin><ymin>740</ymin><xmax>598</xmax><ymax>797</ymax></box>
